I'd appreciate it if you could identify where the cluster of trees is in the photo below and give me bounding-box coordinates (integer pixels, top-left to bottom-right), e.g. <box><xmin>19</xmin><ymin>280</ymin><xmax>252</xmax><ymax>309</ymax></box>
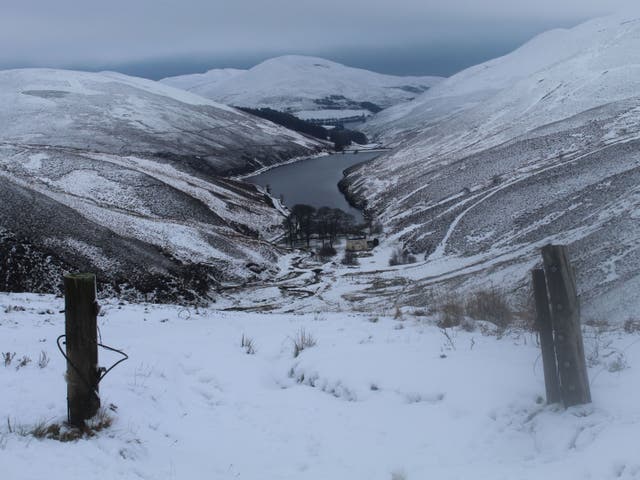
<box><xmin>329</xmin><ymin>127</ymin><xmax>368</xmax><ymax>150</ymax></box>
<box><xmin>237</xmin><ymin>107</ymin><xmax>368</xmax><ymax>151</ymax></box>
<box><xmin>313</xmin><ymin>95</ymin><xmax>382</xmax><ymax>114</ymax></box>
<box><xmin>237</xmin><ymin>107</ymin><xmax>328</xmax><ymax>141</ymax></box>
<box><xmin>283</xmin><ymin>204</ymin><xmax>357</xmax><ymax>247</ymax></box>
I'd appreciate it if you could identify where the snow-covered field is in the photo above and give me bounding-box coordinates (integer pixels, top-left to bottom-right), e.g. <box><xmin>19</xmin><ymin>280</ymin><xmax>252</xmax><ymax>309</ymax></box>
<box><xmin>2</xmin><ymin>291</ymin><xmax>640</xmax><ymax>479</ymax></box>
<box><xmin>296</xmin><ymin>109</ymin><xmax>371</xmax><ymax>121</ymax></box>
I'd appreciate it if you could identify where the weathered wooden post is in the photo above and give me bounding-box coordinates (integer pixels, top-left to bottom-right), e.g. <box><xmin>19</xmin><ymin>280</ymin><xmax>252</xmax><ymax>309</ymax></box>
<box><xmin>532</xmin><ymin>268</ymin><xmax>561</xmax><ymax>404</ymax></box>
<box><xmin>64</xmin><ymin>273</ymin><xmax>100</xmax><ymax>427</ymax></box>
<box><xmin>541</xmin><ymin>245</ymin><xmax>591</xmax><ymax>407</ymax></box>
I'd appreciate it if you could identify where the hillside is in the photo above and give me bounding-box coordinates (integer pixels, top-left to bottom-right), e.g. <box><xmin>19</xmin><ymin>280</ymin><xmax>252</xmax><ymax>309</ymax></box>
<box><xmin>0</xmin><ymin>69</ymin><xmax>324</xmax><ymax>300</ymax></box>
<box><xmin>343</xmin><ymin>12</ymin><xmax>640</xmax><ymax>320</ymax></box>
<box><xmin>160</xmin><ymin>67</ymin><xmax>245</xmax><ymax>92</ymax></box>
<box><xmin>160</xmin><ymin>56</ymin><xmax>443</xmax><ymax>118</ymax></box>
<box><xmin>0</xmin><ymin>69</ymin><xmax>322</xmax><ymax>176</ymax></box>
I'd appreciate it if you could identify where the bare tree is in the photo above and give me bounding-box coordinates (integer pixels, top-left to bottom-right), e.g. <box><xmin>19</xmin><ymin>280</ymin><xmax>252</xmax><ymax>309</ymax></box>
<box><xmin>291</xmin><ymin>204</ymin><xmax>316</xmax><ymax>247</ymax></box>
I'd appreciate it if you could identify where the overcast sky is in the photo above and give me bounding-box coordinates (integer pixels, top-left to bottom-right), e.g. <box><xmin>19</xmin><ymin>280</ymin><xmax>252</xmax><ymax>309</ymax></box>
<box><xmin>1</xmin><ymin>0</ymin><xmax>635</xmax><ymax>78</ymax></box>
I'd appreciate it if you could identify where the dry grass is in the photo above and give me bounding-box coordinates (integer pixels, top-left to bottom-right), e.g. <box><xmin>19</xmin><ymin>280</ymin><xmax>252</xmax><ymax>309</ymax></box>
<box><xmin>624</xmin><ymin>318</ymin><xmax>640</xmax><ymax>334</ymax></box>
<box><xmin>292</xmin><ymin>329</ymin><xmax>317</xmax><ymax>358</ymax></box>
<box><xmin>513</xmin><ymin>289</ymin><xmax>537</xmax><ymax>331</ymax></box>
<box><xmin>37</xmin><ymin>351</ymin><xmax>50</xmax><ymax>369</ymax></box>
<box><xmin>15</xmin><ymin>355</ymin><xmax>31</xmax><ymax>370</ymax></box>
<box><xmin>341</xmin><ymin>250</ymin><xmax>359</xmax><ymax>266</ymax></box>
<box><xmin>465</xmin><ymin>288</ymin><xmax>513</xmax><ymax>329</ymax></box>
<box><xmin>317</xmin><ymin>245</ymin><xmax>337</xmax><ymax>262</ymax></box>
<box><xmin>437</xmin><ymin>293</ymin><xmax>465</xmax><ymax>328</ymax></box>
<box><xmin>425</xmin><ymin>286</ymin><xmax>521</xmax><ymax>332</ymax></box>
<box><xmin>241</xmin><ymin>334</ymin><xmax>256</xmax><ymax>355</ymax></box>
<box><xmin>389</xmin><ymin>247</ymin><xmax>417</xmax><ymax>266</ymax></box>
<box><xmin>14</xmin><ymin>407</ymin><xmax>114</xmax><ymax>442</ymax></box>
<box><xmin>3</xmin><ymin>352</ymin><xmax>16</xmax><ymax>367</ymax></box>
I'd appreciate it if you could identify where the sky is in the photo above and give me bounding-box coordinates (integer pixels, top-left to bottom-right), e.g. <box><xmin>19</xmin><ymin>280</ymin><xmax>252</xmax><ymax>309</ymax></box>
<box><xmin>1</xmin><ymin>0</ymin><xmax>635</xmax><ymax>78</ymax></box>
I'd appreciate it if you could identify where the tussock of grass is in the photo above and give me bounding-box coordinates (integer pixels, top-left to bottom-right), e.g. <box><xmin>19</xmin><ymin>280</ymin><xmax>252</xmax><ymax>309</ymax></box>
<box><xmin>16</xmin><ymin>407</ymin><xmax>114</xmax><ymax>442</ymax></box>
<box><xmin>464</xmin><ymin>288</ymin><xmax>513</xmax><ymax>329</ymax></box>
<box><xmin>241</xmin><ymin>334</ymin><xmax>256</xmax><ymax>355</ymax></box>
<box><xmin>437</xmin><ymin>294</ymin><xmax>465</xmax><ymax>329</ymax></box>
<box><xmin>292</xmin><ymin>329</ymin><xmax>317</xmax><ymax>358</ymax></box>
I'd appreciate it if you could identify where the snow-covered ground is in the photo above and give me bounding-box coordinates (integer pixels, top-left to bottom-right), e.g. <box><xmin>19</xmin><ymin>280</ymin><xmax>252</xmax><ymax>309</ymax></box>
<box><xmin>0</xmin><ymin>68</ymin><xmax>327</xmax><ymax>298</ymax></box>
<box><xmin>341</xmin><ymin>10</ymin><xmax>640</xmax><ymax>319</ymax></box>
<box><xmin>296</xmin><ymin>109</ymin><xmax>371</xmax><ymax>121</ymax></box>
<box><xmin>365</xmin><ymin>10</ymin><xmax>640</xmax><ymax>144</ymax></box>
<box><xmin>1</xmin><ymin>291</ymin><xmax>639</xmax><ymax>479</ymax></box>
<box><xmin>0</xmin><ymin>68</ymin><xmax>322</xmax><ymax>176</ymax></box>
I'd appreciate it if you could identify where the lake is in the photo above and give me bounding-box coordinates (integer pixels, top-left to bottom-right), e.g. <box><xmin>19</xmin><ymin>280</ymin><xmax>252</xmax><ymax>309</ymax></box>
<box><xmin>246</xmin><ymin>151</ymin><xmax>380</xmax><ymax>221</ymax></box>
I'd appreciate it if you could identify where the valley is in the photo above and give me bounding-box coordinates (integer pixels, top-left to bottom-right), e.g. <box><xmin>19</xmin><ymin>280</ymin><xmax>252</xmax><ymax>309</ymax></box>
<box><xmin>3</xmin><ymin>8</ymin><xmax>640</xmax><ymax>480</ymax></box>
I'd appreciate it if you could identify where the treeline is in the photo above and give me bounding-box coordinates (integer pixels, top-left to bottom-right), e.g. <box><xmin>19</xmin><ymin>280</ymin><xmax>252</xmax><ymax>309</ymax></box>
<box><xmin>330</xmin><ymin>127</ymin><xmax>368</xmax><ymax>150</ymax></box>
<box><xmin>237</xmin><ymin>107</ymin><xmax>328</xmax><ymax>140</ymax></box>
<box><xmin>238</xmin><ymin>107</ymin><xmax>367</xmax><ymax>150</ymax></box>
<box><xmin>283</xmin><ymin>204</ymin><xmax>358</xmax><ymax>247</ymax></box>
<box><xmin>313</xmin><ymin>95</ymin><xmax>383</xmax><ymax>114</ymax></box>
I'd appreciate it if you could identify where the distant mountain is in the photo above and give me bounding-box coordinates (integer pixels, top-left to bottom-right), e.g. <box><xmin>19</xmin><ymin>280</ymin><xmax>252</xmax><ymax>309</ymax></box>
<box><xmin>0</xmin><ymin>69</ymin><xmax>323</xmax><ymax>301</ymax></box>
<box><xmin>161</xmin><ymin>68</ymin><xmax>245</xmax><ymax>94</ymax></box>
<box><xmin>344</xmin><ymin>12</ymin><xmax>640</xmax><ymax>320</ymax></box>
<box><xmin>160</xmin><ymin>56</ymin><xmax>443</xmax><ymax>118</ymax></box>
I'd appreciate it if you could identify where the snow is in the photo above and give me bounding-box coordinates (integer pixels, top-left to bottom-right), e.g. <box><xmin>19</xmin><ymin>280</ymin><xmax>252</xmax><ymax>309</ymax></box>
<box><xmin>160</xmin><ymin>55</ymin><xmax>443</xmax><ymax>114</ymax></box>
<box><xmin>296</xmin><ymin>109</ymin><xmax>371</xmax><ymax>121</ymax></box>
<box><xmin>0</xmin><ymin>68</ymin><xmax>321</xmax><ymax>175</ymax></box>
<box><xmin>23</xmin><ymin>153</ymin><xmax>48</xmax><ymax>171</ymax></box>
<box><xmin>339</xmin><ymin>11</ymin><xmax>640</xmax><ymax>320</ymax></box>
<box><xmin>160</xmin><ymin>68</ymin><xmax>246</xmax><ymax>92</ymax></box>
<box><xmin>4</xmin><ymin>14</ymin><xmax>640</xmax><ymax>479</ymax></box>
<box><xmin>367</xmin><ymin>11</ymin><xmax>640</xmax><ymax>144</ymax></box>
<box><xmin>0</xmin><ymin>68</ymin><xmax>326</xmax><ymax>295</ymax></box>
<box><xmin>1</xmin><ymin>292</ymin><xmax>640</xmax><ymax>479</ymax></box>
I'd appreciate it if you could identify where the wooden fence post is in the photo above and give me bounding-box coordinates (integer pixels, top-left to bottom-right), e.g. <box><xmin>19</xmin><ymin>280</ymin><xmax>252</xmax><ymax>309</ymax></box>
<box><xmin>541</xmin><ymin>245</ymin><xmax>591</xmax><ymax>407</ymax></box>
<box><xmin>64</xmin><ymin>273</ymin><xmax>100</xmax><ymax>427</ymax></box>
<box><xmin>532</xmin><ymin>268</ymin><xmax>561</xmax><ymax>404</ymax></box>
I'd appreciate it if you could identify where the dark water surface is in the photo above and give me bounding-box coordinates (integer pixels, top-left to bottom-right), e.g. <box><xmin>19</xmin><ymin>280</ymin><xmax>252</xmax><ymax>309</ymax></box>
<box><xmin>246</xmin><ymin>151</ymin><xmax>380</xmax><ymax>221</ymax></box>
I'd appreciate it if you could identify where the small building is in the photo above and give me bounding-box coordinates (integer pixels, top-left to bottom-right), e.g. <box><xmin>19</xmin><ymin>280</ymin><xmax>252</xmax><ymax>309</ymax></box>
<box><xmin>346</xmin><ymin>236</ymin><xmax>378</xmax><ymax>252</ymax></box>
<box><xmin>346</xmin><ymin>237</ymin><xmax>369</xmax><ymax>252</ymax></box>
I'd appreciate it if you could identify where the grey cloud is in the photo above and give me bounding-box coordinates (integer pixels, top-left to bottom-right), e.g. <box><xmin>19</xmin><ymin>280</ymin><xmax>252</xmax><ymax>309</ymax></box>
<box><xmin>0</xmin><ymin>0</ymin><xmax>636</xmax><ymax>72</ymax></box>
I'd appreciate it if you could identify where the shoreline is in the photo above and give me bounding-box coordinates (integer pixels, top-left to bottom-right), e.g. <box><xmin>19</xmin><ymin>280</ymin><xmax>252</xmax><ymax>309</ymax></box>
<box><xmin>232</xmin><ymin>151</ymin><xmax>331</xmax><ymax>181</ymax></box>
<box><xmin>233</xmin><ymin>146</ymin><xmax>390</xmax><ymax>181</ymax></box>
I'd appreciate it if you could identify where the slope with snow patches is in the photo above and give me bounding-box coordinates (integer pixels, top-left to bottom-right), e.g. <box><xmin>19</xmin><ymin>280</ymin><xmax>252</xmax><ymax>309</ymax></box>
<box><xmin>0</xmin><ymin>68</ymin><xmax>322</xmax><ymax>176</ymax></box>
<box><xmin>344</xmin><ymin>12</ymin><xmax>640</xmax><ymax>320</ymax></box>
<box><xmin>0</xmin><ymin>69</ymin><xmax>324</xmax><ymax>299</ymax></box>
<box><xmin>1</xmin><ymin>292</ymin><xmax>640</xmax><ymax>479</ymax></box>
<box><xmin>161</xmin><ymin>56</ymin><xmax>443</xmax><ymax>117</ymax></box>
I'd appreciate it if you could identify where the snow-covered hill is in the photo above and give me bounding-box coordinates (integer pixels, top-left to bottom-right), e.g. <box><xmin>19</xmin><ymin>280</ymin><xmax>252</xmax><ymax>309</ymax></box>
<box><xmin>365</xmin><ymin>12</ymin><xmax>640</xmax><ymax>145</ymax></box>
<box><xmin>344</xmin><ymin>12</ymin><xmax>640</xmax><ymax>320</ymax></box>
<box><xmin>0</xmin><ymin>68</ymin><xmax>322</xmax><ymax>176</ymax></box>
<box><xmin>160</xmin><ymin>67</ymin><xmax>245</xmax><ymax>93</ymax></box>
<box><xmin>0</xmin><ymin>69</ymin><xmax>324</xmax><ymax>300</ymax></box>
<box><xmin>160</xmin><ymin>56</ymin><xmax>443</xmax><ymax>118</ymax></box>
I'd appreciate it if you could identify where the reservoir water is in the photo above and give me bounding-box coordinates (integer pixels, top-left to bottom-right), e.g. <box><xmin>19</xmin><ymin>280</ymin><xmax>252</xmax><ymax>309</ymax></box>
<box><xmin>246</xmin><ymin>151</ymin><xmax>380</xmax><ymax>221</ymax></box>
